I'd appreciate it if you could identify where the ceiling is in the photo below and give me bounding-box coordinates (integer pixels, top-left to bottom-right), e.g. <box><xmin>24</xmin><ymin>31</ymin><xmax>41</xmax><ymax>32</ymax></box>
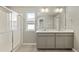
<box><xmin>7</xmin><ymin>6</ymin><xmax>65</xmax><ymax>15</ymax></box>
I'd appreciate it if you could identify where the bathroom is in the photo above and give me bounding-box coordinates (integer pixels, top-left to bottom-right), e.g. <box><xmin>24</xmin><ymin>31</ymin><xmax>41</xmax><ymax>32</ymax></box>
<box><xmin>0</xmin><ymin>6</ymin><xmax>79</xmax><ymax>52</ymax></box>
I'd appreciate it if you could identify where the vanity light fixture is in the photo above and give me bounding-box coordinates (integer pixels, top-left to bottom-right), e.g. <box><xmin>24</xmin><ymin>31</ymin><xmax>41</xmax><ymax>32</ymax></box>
<box><xmin>41</xmin><ymin>8</ymin><xmax>45</xmax><ymax>13</ymax></box>
<box><xmin>55</xmin><ymin>8</ymin><xmax>63</xmax><ymax>13</ymax></box>
<box><xmin>59</xmin><ymin>8</ymin><xmax>63</xmax><ymax>13</ymax></box>
<box><xmin>40</xmin><ymin>8</ymin><xmax>49</xmax><ymax>13</ymax></box>
<box><xmin>55</xmin><ymin>8</ymin><xmax>60</xmax><ymax>13</ymax></box>
<box><xmin>45</xmin><ymin>8</ymin><xmax>49</xmax><ymax>13</ymax></box>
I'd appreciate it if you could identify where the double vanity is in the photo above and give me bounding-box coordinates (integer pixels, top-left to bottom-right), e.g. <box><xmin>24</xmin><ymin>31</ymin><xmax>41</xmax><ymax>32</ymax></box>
<box><xmin>36</xmin><ymin>7</ymin><xmax>74</xmax><ymax>50</ymax></box>
<box><xmin>36</xmin><ymin>31</ymin><xmax>74</xmax><ymax>49</ymax></box>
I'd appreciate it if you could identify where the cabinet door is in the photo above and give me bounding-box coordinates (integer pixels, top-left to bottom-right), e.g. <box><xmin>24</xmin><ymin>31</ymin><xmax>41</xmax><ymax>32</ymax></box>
<box><xmin>37</xmin><ymin>36</ymin><xmax>46</xmax><ymax>48</ymax></box>
<box><xmin>65</xmin><ymin>34</ymin><xmax>73</xmax><ymax>48</ymax></box>
<box><xmin>46</xmin><ymin>34</ymin><xmax>55</xmax><ymax>48</ymax></box>
<box><xmin>37</xmin><ymin>34</ymin><xmax>55</xmax><ymax>49</ymax></box>
<box><xmin>56</xmin><ymin>34</ymin><xmax>65</xmax><ymax>48</ymax></box>
<box><xmin>56</xmin><ymin>33</ymin><xmax>73</xmax><ymax>49</ymax></box>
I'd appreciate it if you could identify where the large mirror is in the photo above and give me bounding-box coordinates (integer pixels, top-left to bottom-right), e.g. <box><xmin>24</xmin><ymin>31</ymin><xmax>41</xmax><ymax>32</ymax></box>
<box><xmin>36</xmin><ymin>7</ymin><xmax>72</xmax><ymax>31</ymax></box>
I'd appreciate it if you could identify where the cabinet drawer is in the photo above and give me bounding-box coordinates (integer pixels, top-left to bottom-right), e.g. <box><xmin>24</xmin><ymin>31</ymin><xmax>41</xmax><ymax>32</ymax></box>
<box><xmin>56</xmin><ymin>33</ymin><xmax>73</xmax><ymax>36</ymax></box>
<box><xmin>37</xmin><ymin>33</ymin><xmax>55</xmax><ymax>37</ymax></box>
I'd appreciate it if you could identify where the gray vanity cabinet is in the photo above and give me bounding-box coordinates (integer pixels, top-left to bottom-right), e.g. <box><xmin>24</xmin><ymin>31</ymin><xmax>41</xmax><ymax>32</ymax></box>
<box><xmin>37</xmin><ymin>33</ymin><xmax>55</xmax><ymax>49</ymax></box>
<box><xmin>36</xmin><ymin>32</ymin><xmax>74</xmax><ymax>49</ymax></box>
<box><xmin>56</xmin><ymin>33</ymin><xmax>73</xmax><ymax>49</ymax></box>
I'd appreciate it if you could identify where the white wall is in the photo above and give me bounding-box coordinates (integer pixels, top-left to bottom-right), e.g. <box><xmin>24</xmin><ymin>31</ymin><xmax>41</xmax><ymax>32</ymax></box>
<box><xmin>0</xmin><ymin>32</ymin><xmax>12</xmax><ymax>52</ymax></box>
<box><xmin>0</xmin><ymin>7</ymin><xmax>12</xmax><ymax>52</ymax></box>
<box><xmin>66</xmin><ymin>7</ymin><xmax>79</xmax><ymax>51</ymax></box>
<box><xmin>23</xmin><ymin>31</ymin><xmax>36</xmax><ymax>43</ymax></box>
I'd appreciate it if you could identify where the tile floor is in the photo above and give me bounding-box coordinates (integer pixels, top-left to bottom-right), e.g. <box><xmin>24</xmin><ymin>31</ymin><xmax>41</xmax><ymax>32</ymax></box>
<box><xmin>15</xmin><ymin>45</ymin><xmax>73</xmax><ymax>52</ymax></box>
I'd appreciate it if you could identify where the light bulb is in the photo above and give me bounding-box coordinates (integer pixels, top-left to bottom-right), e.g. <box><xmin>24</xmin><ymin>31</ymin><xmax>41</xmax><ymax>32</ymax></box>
<box><xmin>55</xmin><ymin>8</ymin><xmax>60</xmax><ymax>13</ymax></box>
<box><xmin>59</xmin><ymin>8</ymin><xmax>63</xmax><ymax>13</ymax></box>
<box><xmin>41</xmin><ymin>8</ymin><xmax>45</xmax><ymax>13</ymax></box>
<box><xmin>45</xmin><ymin>8</ymin><xmax>49</xmax><ymax>13</ymax></box>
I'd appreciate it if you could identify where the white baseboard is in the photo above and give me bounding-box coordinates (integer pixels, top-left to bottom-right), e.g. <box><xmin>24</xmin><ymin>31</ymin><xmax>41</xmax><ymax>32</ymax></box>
<box><xmin>23</xmin><ymin>43</ymin><xmax>36</xmax><ymax>45</ymax></box>
<box><xmin>12</xmin><ymin>44</ymin><xmax>21</xmax><ymax>52</ymax></box>
<box><xmin>72</xmin><ymin>48</ymin><xmax>78</xmax><ymax>52</ymax></box>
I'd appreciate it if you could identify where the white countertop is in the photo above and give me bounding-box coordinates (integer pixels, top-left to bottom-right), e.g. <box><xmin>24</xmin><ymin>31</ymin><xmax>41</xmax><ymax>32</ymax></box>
<box><xmin>36</xmin><ymin>30</ymin><xmax>74</xmax><ymax>33</ymax></box>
